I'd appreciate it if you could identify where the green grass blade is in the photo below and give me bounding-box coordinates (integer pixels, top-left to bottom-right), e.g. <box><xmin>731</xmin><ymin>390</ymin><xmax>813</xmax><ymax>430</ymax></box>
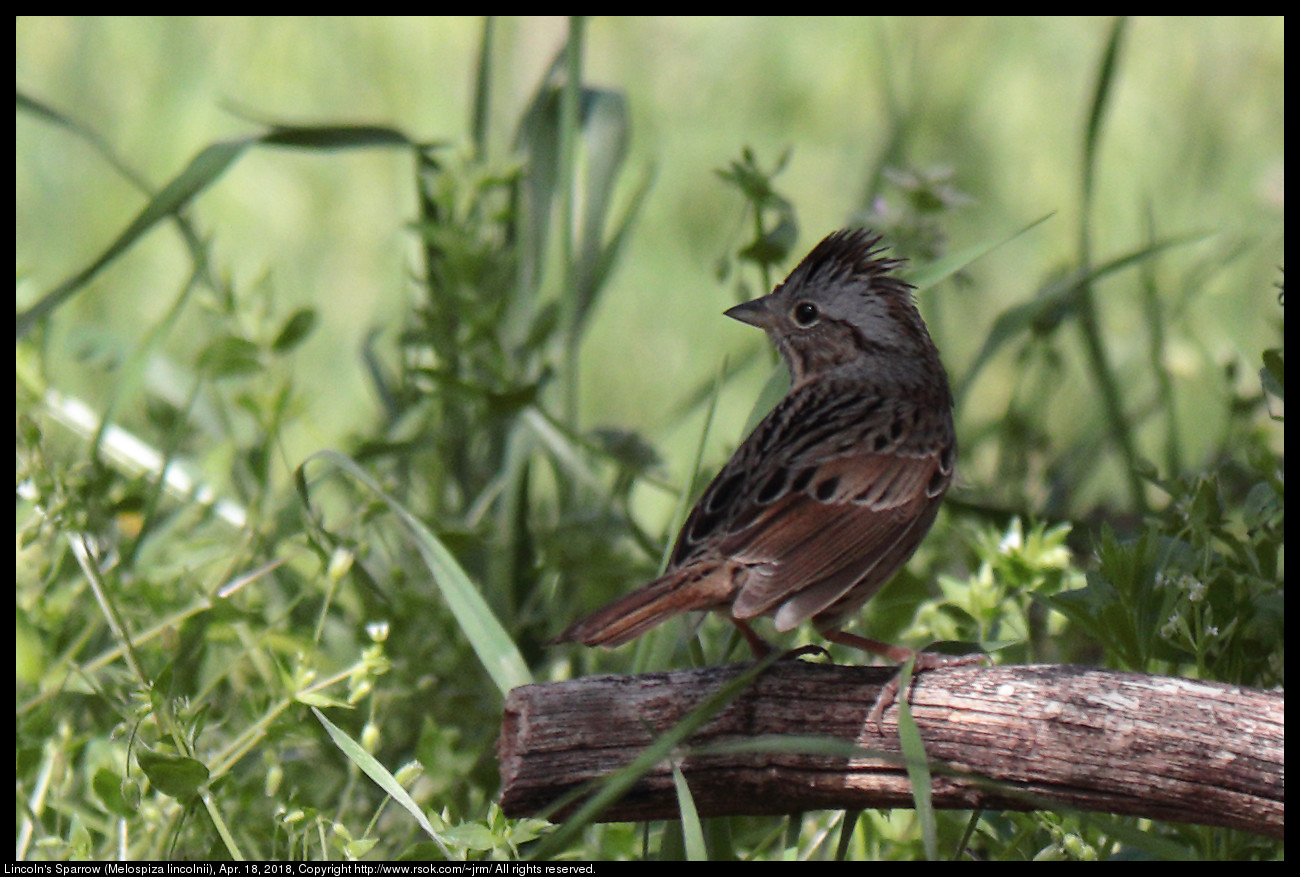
<box><xmin>956</xmin><ymin>229</ymin><xmax>1212</xmax><ymax>407</ymax></box>
<box><xmin>312</xmin><ymin>707</ymin><xmax>453</xmax><ymax>857</ymax></box>
<box><xmin>672</xmin><ymin>762</ymin><xmax>708</xmax><ymax>860</ymax></box>
<box><xmin>894</xmin><ymin>657</ymin><xmax>938</xmax><ymax>860</ymax></box>
<box><xmin>1083</xmin><ymin>18</ymin><xmax>1128</xmax><ymax>206</ymax></box>
<box><xmin>471</xmin><ymin>17</ymin><xmax>495</xmax><ymax>158</ymax></box>
<box><xmin>834</xmin><ymin>809</ymin><xmax>861</xmax><ymax>861</ymax></box>
<box><xmin>907</xmin><ymin>212</ymin><xmax>1055</xmax><ymax>292</ymax></box>
<box><xmin>18</xmin><ymin>119</ymin><xmax>427</xmax><ymax>341</ymax></box>
<box><xmin>17</xmin><ymin>138</ymin><xmax>252</xmax><ymax>339</ymax></box>
<box><xmin>298</xmin><ymin>450</ymin><xmax>532</xmax><ymax>696</ymax></box>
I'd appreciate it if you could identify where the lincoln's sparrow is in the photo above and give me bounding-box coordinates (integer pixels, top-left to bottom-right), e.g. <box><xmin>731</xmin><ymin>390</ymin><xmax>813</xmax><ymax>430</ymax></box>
<box><xmin>554</xmin><ymin>229</ymin><xmax>963</xmax><ymax>698</ymax></box>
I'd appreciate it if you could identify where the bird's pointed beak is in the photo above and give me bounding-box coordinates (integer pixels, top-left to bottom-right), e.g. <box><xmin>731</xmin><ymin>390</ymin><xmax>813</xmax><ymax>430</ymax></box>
<box><xmin>724</xmin><ymin>295</ymin><xmax>777</xmax><ymax>329</ymax></box>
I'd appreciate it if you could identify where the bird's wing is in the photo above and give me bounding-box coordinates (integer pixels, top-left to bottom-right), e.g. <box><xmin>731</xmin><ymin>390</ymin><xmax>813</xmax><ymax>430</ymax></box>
<box><xmin>669</xmin><ymin>376</ymin><xmax>953</xmax><ymax>631</ymax></box>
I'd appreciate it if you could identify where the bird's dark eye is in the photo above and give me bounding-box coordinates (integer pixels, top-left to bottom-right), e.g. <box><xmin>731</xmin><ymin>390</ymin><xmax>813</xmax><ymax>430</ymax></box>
<box><xmin>793</xmin><ymin>302</ymin><xmax>819</xmax><ymax>327</ymax></box>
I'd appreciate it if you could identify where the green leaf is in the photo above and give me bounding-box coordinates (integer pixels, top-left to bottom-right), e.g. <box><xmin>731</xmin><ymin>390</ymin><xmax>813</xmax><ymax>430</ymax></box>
<box><xmin>296</xmin><ymin>691</ymin><xmax>351</xmax><ymax>709</ymax></box>
<box><xmin>198</xmin><ymin>336</ymin><xmax>262</xmax><ymax>378</ymax></box>
<box><xmin>261</xmin><ymin>123</ymin><xmax>416</xmax><ymax>150</ymax></box>
<box><xmin>272</xmin><ymin>308</ymin><xmax>319</xmax><ymax>354</ymax></box>
<box><xmin>1261</xmin><ymin>348</ymin><xmax>1283</xmax><ymax>402</ymax></box>
<box><xmin>136</xmin><ymin>747</ymin><xmax>210</xmax><ymax>800</ymax></box>
<box><xmin>93</xmin><ymin>769</ymin><xmax>135</xmax><ymax>817</ymax></box>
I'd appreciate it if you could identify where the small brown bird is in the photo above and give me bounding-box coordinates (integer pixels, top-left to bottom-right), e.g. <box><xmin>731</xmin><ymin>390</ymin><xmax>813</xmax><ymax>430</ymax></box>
<box><xmin>554</xmin><ymin>228</ymin><xmax>959</xmax><ymax>678</ymax></box>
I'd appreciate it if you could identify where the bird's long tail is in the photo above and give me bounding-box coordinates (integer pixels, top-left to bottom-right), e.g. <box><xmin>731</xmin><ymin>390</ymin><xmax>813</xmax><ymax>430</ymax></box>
<box><xmin>549</xmin><ymin>566</ymin><xmax>731</xmax><ymax>648</ymax></box>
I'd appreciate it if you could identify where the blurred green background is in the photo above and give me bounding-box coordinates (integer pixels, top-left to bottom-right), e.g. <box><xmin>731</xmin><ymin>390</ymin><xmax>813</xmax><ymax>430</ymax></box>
<box><xmin>16</xmin><ymin>17</ymin><xmax>1284</xmax><ymax>515</ymax></box>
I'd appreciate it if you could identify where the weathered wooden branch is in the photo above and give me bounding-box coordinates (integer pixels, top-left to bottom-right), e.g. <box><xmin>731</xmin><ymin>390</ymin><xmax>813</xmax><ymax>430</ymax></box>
<box><xmin>498</xmin><ymin>662</ymin><xmax>1282</xmax><ymax>837</ymax></box>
